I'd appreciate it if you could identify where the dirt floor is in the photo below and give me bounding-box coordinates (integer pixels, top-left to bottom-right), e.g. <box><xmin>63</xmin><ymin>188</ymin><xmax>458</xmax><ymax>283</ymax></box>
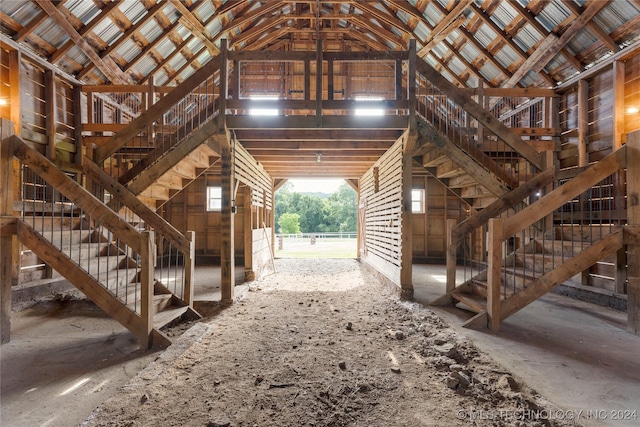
<box><xmin>79</xmin><ymin>259</ymin><xmax>575</xmax><ymax>427</ymax></box>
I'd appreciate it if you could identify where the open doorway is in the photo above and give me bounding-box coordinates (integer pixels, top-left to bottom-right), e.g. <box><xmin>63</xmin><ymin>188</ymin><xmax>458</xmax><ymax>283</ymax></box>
<box><xmin>274</xmin><ymin>179</ymin><xmax>357</xmax><ymax>258</ymax></box>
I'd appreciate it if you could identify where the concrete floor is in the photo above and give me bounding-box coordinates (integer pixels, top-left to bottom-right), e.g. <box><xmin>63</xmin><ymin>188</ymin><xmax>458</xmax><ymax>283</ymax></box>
<box><xmin>1</xmin><ymin>263</ymin><xmax>639</xmax><ymax>427</ymax></box>
<box><xmin>413</xmin><ymin>264</ymin><xmax>640</xmax><ymax>427</ymax></box>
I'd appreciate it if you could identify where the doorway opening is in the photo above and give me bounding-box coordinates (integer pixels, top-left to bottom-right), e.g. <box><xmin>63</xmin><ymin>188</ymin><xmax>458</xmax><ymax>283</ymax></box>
<box><xmin>274</xmin><ymin>179</ymin><xmax>357</xmax><ymax>258</ymax></box>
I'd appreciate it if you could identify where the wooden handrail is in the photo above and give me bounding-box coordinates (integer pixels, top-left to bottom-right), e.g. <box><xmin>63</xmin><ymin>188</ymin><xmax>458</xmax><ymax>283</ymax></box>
<box><xmin>96</xmin><ymin>55</ymin><xmax>221</xmax><ymax>162</ymax></box>
<box><xmin>9</xmin><ymin>136</ymin><xmax>142</xmax><ymax>253</ymax></box>
<box><xmin>501</xmin><ymin>145</ymin><xmax>627</xmax><ymax>239</ymax></box>
<box><xmin>415</xmin><ymin>58</ymin><xmax>543</xmax><ymax>170</ymax></box>
<box><xmin>83</xmin><ymin>158</ymin><xmax>191</xmax><ymax>254</ymax></box>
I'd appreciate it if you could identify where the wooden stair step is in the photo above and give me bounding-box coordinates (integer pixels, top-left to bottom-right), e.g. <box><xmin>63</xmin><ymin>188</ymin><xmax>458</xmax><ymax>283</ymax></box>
<box><xmin>139</xmin><ymin>184</ymin><xmax>170</xmax><ymax>200</ymax></box>
<box><xmin>450</xmin><ymin>291</ymin><xmax>487</xmax><ymax>313</ymax></box>
<box><xmin>170</xmin><ymin>161</ymin><xmax>197</xmax><ymax>179</ymax></box>
<box><xmin>153</xmin><ymin>305</ymin><xmax>190</xmax><ymax>329</ymax></box>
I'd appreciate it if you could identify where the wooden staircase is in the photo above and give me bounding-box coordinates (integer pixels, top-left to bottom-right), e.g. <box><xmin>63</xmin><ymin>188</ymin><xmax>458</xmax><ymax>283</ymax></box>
<box><xmin>7</xmin><ymin>135</ymin><xmax>200</xmax><ymax>348</ymax></box>
<box><xmin>433</xmin><ymin>146</ymin><xmax>627</xmax><ymax>330</ymax></box>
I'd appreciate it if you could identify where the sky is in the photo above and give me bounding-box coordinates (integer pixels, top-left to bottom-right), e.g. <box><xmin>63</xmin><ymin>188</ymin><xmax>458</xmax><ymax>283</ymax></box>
<box><xmin>288</xmin><ymin>179</ymin><xmax>345</xmax><ymax>194</ymax></box>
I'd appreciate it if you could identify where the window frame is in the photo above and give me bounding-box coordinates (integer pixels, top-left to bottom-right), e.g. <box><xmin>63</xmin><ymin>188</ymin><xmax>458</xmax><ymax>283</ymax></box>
<box><xmin>206</xmin><ymin>186</ymin><xmax>222</xmax><ymax>212</ymax></box>
<box><xmin>411</xmin><ymin>188</ymin><xmax>425</xmax><ymax>214</ymax></box>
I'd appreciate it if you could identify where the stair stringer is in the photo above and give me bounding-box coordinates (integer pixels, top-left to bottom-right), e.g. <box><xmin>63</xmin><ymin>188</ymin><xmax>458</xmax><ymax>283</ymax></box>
<box><xmin>452</xmin><ymin>229</ymin><xmax>623</xmax><ymax>329</ymax></box>
<box><xmin>16</xmin><ymin>220</ymin><xmax>171</xmax><ymax>347</ymax></box>
<box><xmin>415</xmin><ymin>116</ymin><xmax>511</xmax><ymax>199</ymax></box>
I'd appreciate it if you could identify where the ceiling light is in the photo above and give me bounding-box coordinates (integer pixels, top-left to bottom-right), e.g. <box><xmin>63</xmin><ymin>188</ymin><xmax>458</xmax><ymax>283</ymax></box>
<box><xmin>627</xmin><ymin>107</ymin><xmax>639</xmax><ymax>115</ymax></box>
<box><xmin>0</xmin><ymin>98</ymin><xmax>8</xmax><ymax>106</ymax></box>
<box><xmin>316</xmin><ymin>153</ymin><xmax>322</xmax><ymax>163</ymax></box>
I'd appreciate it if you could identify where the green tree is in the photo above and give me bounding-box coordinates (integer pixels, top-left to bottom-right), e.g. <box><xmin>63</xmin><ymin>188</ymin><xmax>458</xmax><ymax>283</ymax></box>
<box><xmin>278</xmin><ymin>212</ymin><xmax>301</xmax><ymax>234</ymax></box>
<box><xmin>324</xmin><ymin>184</ymin><xmax>357</xmax><ymax>232</ymax></box>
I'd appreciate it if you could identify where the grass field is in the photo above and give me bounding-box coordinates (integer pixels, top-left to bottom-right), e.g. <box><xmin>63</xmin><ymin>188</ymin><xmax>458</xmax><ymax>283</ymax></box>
<box><xmin>275</xmin><ymin>237</ymin><xmax>357</xmax><ymax>258</ymax></box>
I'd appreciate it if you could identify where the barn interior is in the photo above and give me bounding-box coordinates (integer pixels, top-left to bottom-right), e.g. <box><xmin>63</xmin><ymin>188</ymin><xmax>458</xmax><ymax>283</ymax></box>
<box><xmin>1</xmin><ymin>0</ymin><xmax>640</xmax><ymax>425</ymax></box>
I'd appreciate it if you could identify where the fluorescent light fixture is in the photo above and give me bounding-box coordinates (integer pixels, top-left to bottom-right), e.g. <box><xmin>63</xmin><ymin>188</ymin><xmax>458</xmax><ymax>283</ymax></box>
<box><xmin>355</xmin><ymin>96</ymin><xmax>384</xmax><ymax>116</ymax></box>
<box><xmin>249</xmin><ymin>96</ymin><xmax>279</xmax><ymax>116</ymax></box>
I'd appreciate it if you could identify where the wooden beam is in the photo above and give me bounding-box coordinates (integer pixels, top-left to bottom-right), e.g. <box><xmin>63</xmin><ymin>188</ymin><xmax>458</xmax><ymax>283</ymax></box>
<box><xmin>139</xmin><ymin>230</ymin><xmax>155</xmax><ymax>349</ymax></box>
<box><xmin>400</xmin><ymin>132</ymin><xmax>414</xmax><ymax>300</ymax></box>
<box><xmin>487</xmin><ymin>218</ymin><xmax>502</xmax><ymax>331</ymax></box>
<box><xmin>415</xmin><ymin>59</ymin><xmax>543</xmax><ymax>170</ymax></box>
<box><xmin>44</xmin><ymin>70</ymin><xmax>56</xmax><ymax>161</ymax></box>
<box><xmin>613</xmin><ymin>60</ymin><xmax>625</xmax><ymax>149</ymax></box>
<box><xmin>8</xmin><ymin>50</ymin><xmax>21</xmax><ymax>136</ymax></box>
<box><xmin>76</xmin><ymin>0</ymin><xmax>167</xmax><ymax>81</ymax></box>
<box><xmin>1</xmin><ymin>121</ymin><xmax>15</xmax><ymax>343</ymax></box>
<box><xmin>49</xmin><ymin>0</ymin><xmax>121</xmax><ymax>63</ymax></box>
<box><xmin>627</xmin><ymin>130</ymin><xmax>640</xmax><ymax>334</ymax></box>
<box><xmin>502</xmin><ymin>146</ymin><xmax>627</xmax><ymax>239</ymax></box>
<box><xmin>578</xmin><ymin>79</ymin><xmax>588</xmax><ymax>167</ymax></box>
<box><xmin>34</xmin><ymin>0</ymin><xmax>129</xmax><ymax>84</ymax></box>
<box><xmin>82</xmin><ymin>159</ymin><xmax>191</xmax><ymax>253</ymax></box>
<box><xmin>243</xmin><ymin>186</ymin><xmax>254</xmax><ymax>281</ymax></box>
<box><xmin>169</xmin><ymin>0</ymin><xmax>220</xmax><ymax>57</ymax></box>
<box><xmin>220</xmin><ymin>133</ymin><xmax>235</xmax><ymax>304</ymax></box>
<box><xmin>417</xmin><ymin>0</ymin><xmax>472</xmax><ymax>57</ymax></box>
<box><xmin>562</xmin><ymin>0</ymin><xmax>619</xmax><ymax>53</ymax></box>
<box><xmin>11</xmin><ymin>136</ymin><xmax>142</xmax><ymax>252</ymax></box>
<box><xmin>96</xmin><ymin>57</ymin><xmax>221</xmax><ymax>162</ymax></box>
<box><xmin>504</xmin><ymin>0</ymin><xmax>609</xmax><ymax>88</ymax></box>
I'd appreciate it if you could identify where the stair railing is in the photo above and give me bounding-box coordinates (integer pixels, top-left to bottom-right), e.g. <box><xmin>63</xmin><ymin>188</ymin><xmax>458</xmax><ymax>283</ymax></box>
<box><xmin>84</xmin><ymin>56</ymin><xmax>222</xmax><ymax>190</ymax></box>
<box><xmin>414</xmin><ymin>59</ymin><xmax>544</xmax><ymax>190</ymax></box>
<box><xmin>83</xmin><ymin>159</ymin><xmax>196</xmax><ymax>306</ymax></box>
<box><xmin>486</xmin><ymin>146</ymin><xmax>627</xmax><ymax>329</ymax></box>
<box><xmin>8</xmin><ymin>135</ymin><xmax>159</xmax><ymax>347</ymax></box>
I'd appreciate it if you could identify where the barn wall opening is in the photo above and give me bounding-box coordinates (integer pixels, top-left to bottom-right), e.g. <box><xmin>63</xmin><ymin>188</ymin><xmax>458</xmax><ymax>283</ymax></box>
<box><xmin>274</xmin><ymin>179</ymin><xmax>357</xmax><ymax>259</ymax></box>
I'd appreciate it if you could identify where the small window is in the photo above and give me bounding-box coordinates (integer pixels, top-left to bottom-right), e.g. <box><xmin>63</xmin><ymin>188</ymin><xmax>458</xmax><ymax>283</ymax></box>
<box><xmin>411</xmin><ymin>189</ymin><xmax>425</xmax><ymax>213</ymax></box>
<box><xmin>207</xmin><ymin>186</ymin><xmax>222</xmax><ymax>211</ymax></box>
<box><xmin>355</xmin><ymin>96</ymin><xmax>385</xmax><ymax>116</ymax></box>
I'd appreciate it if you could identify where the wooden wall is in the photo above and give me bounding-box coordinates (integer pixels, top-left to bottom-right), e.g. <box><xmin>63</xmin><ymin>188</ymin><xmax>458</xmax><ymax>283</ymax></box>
<box><xmin>411</xmin><ymin>173</ymin><xmax>464</xmax><ymax>263</ymax></box>
<box><xmin>162</xmin><ymin>175</ymin><xmax>246</xmax><ymax>263</ymax></box>
<box><xmin>557</xmin><ymin>50</ymin><xmax>640</xmax><ymax>295</ymax></box>
<box><xmin>359</xmin><ymin>138</ymin><xmax>404</xmax><ymax>284</ymax></box>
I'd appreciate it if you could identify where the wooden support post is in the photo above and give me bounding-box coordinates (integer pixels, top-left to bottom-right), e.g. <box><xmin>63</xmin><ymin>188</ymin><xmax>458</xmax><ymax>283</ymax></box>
<box><xmin>139</xmin><ymin>230</ymin><xmax>155</xmax><ymax>349</ymax></box>
<box><xmin>44</xmin><ymin>70</ymin><xmax>56</xmax><ymax>161</ymax></box>
<box><xmin>400</xmin><ymin>133</ymin><xmax>414</xmax><ymax>300</ymax></box>
<box><xmin>477</xmin><ymin>81</ymin><xmax>485</xmax><ymax>146</ymax></box>
<box><xmin>487</xmin><ymin>218</ymin><xmax>503</xmax><ymax>331</ymax></box>
<box><xmin>220</xmin><ymin>136</ymin><xmax>235</xmax><ymax>304</ymax></box>
<box><xmin>446</xmin><ymin>218</ymin><xmax>458</xmax><ymax>293</ymax></box>
<box><xmin>613</xmin><ymin>60</ymin><xmax>625</xmax><ymax>150</ymax></box>
<box><xmin>315</xmin><ymin>38</ymin><xmax>323</xmax><ymax>127</ymax></box>
<box><xmin>8</xmin><ymin>50</ymin><xmax>21</xmax><ymax>136</ymax></box>
<box><xmin>304</xmin><ymin>59</ymin><xmax>311</xmax><ymax>101</ymax></box>
<box><xmin>244</xmin><ymin>186</ymin><xmax>255</xmax><ymax>281</ymax></box>
<box><xmin>578</xmin><ymin>79</ymin><xmax>589</xmax><ymax>168</ymax></box>
<box><xmin>232</xmin><ymin>59</ymin><xmax>240</xmax><ymax>101</ymax></box>
<box><xmin>218</xmin><ymin>39</ymin><xmax>228</xmax><ymax>130</ymax></box>
<box><xmin>395</xmin><ymin>59</ymin><xmax>403</xmax><ymax>101</ymax></box>
<box><xmin>327</xmin><ymin>59</ymin><xmax>334</xmax><ymax>101</ymax></box>
<box><xmin>72</xmin><ymin>85</ymin><xmax>83</xmax><ymax>169</ymax></box>
<box><xmin>1</xmin><ymin>120</ymin><xmax>16</xmax><ymax>344</ymax></box>
<box><xmin>184</xmin><ymin>230</ymin><xmax>196</xmax><ymax>306</ymax></box>
<box><xmin>407</xmin><ymin>39</ymin><xmax>416</xmax><ymax>131</ymax></box>
<box><xmin>627</xmin><ymin>130</ymin><xmax>640</xmax><ymax>334</ymax></box>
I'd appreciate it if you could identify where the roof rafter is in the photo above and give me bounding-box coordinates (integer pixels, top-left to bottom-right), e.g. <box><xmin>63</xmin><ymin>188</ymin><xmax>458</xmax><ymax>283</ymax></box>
<box><xmin>34</xmin><ymin>0</ymin><xmax>130</xmax><ymax>84</ymax></box>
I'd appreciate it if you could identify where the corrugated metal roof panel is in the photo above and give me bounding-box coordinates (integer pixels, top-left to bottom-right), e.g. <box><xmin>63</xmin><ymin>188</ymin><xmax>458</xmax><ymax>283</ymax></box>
<box><xmin>478</xmin><ymin>62</ymin><xmax>502</xmax><ymax>84</ymax></box>
<box><xmin>537</xmin><ymin>1</ymin><xmax>571</xmax><ymax>31</ymax></box>
<box><xmin>474</xmin><ymin>24</ymin><xmax>497</xmax><ymax>48</ymax></box>
<box><xmin>139</xmin><ymin>19</ymin><xmax>162</xmax><ymax>42</ymax></box>
<box><xmin>196</xmin><ymin>1</ymin><xmax>216</xmax><ymax>22</ymax></box>
<box><xmin>155</xmin><ymin>38</ymin><xmax>175</xmax><ymax>59</ymax></box>
<box><xmin>33</xmin><ymin>19</ymin><xmax>67</xmax><ymax>48</ymax></box>
<box><xmin>494</xmin><ymin>45</ymin><xmax>517</xmax><ymax>70</ymax></box>
<box><xmin>117</xmin><ymin>1</ymin><xmax>148</xmax><ymax>25</ymax></box>
<box><xmin>513</xmin><ymin>23</ymin><xmax>542</xmax><ymax>52</ymax></box>
<box><xmin>169</xmin><ymin>53</ymin><xmax>188</xmax><ymax>72</ymax></box>
<box><xmin>93</xmin><ymin>17</ymin><xmax>121</xmax><ymax>45</ymax></box>
<box><xmin>414</xmin><ymin>21</ymin><xmax>430</xmax><ymax>41</ymax></box>
<box><xmin>136</xmin><ymin>56</ymin><xmax>157</xmax><ymax>77</ymax></box>
<box><xmin>66</xmin><ymin>45</ymin><xmax>88</xmax><ymax>67</ymax></box>
<box><xmin>594</xmin><ymin>1</ymin><xmax>640</xmax><ymax>34</ymax></box>
<box><xmin>566</xmin><ymin>28</ymin><xmax>599</xmax><ymax>56</ymax></box>
<box><xmin>206</xmin><ymin>17</ymin><xmax>223</xmax><ymax>37</ymax></box>
<box><xmin>187</xmin><ymin>37</ymin><xmax>201</xmax><ymax>52</ymax></box>
<box><xmin>423</xmin><ymin>3</ymin><xmax>442</xmax><ymax>27</ymax></box>
<box><xmin>1</xmin><ymin>1</ymin><xmax>38</xmax><ymax>26</ymax></box>
<box><xmin>116</xmin><ymin>39</ymin><xmax>140</xmax><ymax>63</ymax></box>
<box><xmin>459</xmin><ymin>43</ymin><xmax>480</xmax><ymax>66</ymax></box>
<box><xmin>65</xmin><ymin>0</ymin><xmax>100</xmax><ymax>25</ymax></box>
